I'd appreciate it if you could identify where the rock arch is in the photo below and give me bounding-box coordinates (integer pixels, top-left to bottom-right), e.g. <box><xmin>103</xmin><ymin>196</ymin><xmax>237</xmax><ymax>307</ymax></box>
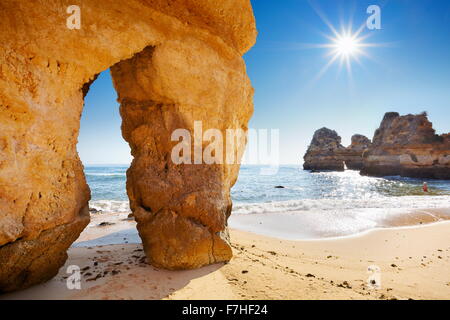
<box><xmin>0</xmin><ymin>0</ymin><xmax>256</xmax><ymax>292</ymax></box>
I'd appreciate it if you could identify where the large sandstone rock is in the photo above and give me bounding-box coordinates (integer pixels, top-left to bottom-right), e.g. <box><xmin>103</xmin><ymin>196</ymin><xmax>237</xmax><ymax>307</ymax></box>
<box><xmin>361</xmin><ymin>112</ymin><xmax>450</xmax><ymax>179</ymax></box>
<box><xmin>303</xmin><ymin>128</ymin><xmax>371</xmax><ymax>171</ymax></box>
<box><xmin>0</xmin><ymin>0</ymin><xmax>256</xmax><ymax>292</ymax></box>
<box><xmin>345</xmin><ymin>134</ymin><xmax>372</xmax><ymax>170</ymax></box>
<box><xmin>110</xmin><ymin>39</ymin><xmax>253</xmax><ymax>269</ymax></box>
<box><xmin>303</xmin><ymin>128</ymin><xmax>346</xmax><ymax>171</ymax></box>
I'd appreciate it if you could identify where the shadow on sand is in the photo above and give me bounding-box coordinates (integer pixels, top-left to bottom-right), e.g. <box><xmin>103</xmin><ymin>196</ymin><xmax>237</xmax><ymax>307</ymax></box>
<box><xmin>1</xmin><ymin>228</ymin><xmax>228</xmax><ymax>300</ymax></box>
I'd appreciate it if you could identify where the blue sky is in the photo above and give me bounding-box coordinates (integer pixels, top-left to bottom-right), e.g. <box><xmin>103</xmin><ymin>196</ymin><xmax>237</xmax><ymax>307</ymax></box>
<box><xmin>78</xmin><ymin>0</ymin><xmax>450</xmax><ymax>165</ymax></box>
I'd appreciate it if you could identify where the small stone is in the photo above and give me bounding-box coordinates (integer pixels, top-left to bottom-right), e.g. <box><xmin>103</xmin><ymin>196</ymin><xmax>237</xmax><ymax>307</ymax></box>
<box><xmin>98</xmin><ymin>221</ymin><xmax>115</xmax><ymax>227</ymax></box>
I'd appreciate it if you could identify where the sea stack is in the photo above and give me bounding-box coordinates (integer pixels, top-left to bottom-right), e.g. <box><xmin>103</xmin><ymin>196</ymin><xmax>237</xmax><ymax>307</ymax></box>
<box><xmin>0</xmin><ymin>0</ymin><xmax>256</xmax><ymax>292</ymax></box>
<box><xmin>303</xmin><ymin>128</ymin><xmax>347</xmax><ymax>171</ymax></box>
<box><xmin>303</xmin><ymin>128</ymin><xmax>371</xmax><ymax>171</ymax></box>
<box><xmin>361</xmin><ymin>112</ymin><xmax>450</xmax><ymax>179</ymax></box>
<box><xmin>345</xmin><ymin>134</ymin><xmax>372</xmax><ymax>170</ymax></box>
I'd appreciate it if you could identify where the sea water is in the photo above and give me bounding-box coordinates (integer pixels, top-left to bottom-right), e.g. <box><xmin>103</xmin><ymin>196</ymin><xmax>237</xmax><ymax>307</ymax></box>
<box><xmin>86</xmin><ymin>165</ymin><xmax>450</xmax><ymax>239</ymax></box>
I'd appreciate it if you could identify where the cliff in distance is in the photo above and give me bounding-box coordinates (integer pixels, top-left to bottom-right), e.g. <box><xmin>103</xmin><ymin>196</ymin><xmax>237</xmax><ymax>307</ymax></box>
<box><xmin>360</xmin><ymin>112</ymin><xmax>450</xmax><ymax>179</ymax></box>
<box><xmin>304</xmin><ymin>112</ymin><xmax>450</xmax><ymax>180</ymax></box>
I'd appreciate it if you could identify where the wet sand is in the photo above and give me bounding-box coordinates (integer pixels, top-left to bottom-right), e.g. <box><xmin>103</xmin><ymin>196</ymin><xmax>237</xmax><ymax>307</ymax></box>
<box><xmin>229</xmin><ymin>207</ymin><xmax>450</xmax><ymax>240</ymax></box>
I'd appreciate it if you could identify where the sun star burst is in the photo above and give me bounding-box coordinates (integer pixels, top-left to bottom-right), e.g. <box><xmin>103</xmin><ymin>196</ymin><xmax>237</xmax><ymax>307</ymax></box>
<box><xmin>333</xmin><ymin>34</ymin><xmax>361</xmax><ymax>56</ymax></box>
<box><xmin>305</xmin><ymin>2</ymin><xmax>388</xmax><ymax>85</ymax></box>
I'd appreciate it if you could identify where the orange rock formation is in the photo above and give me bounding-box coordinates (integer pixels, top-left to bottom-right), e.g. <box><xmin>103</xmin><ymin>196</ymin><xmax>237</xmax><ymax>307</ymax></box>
<box><xmin>0</xmin><ymin>0</ymin><xmax>256</xmax><ymax>292</ymax></box>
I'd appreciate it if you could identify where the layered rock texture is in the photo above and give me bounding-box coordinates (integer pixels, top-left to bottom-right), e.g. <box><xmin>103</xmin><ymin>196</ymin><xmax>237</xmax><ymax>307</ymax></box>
<box><xmin>345</xmin><ymin>134</ymin><xmax>372</xmax><ymax>170</ymax></box>
<box><xmin>110</xmin><ymin>38</ymin><xmax>253</xmax><ymax>270</ymax></box>
<box><xmin>303</xmin><ymin>128</ymin><xmax>371</xmax><ymax>171</ymax></box>
<box><xmin>303</xmin><ymin>128</ymin><xmax>346</xmax><ymax>171</ymax></box>
<box><xmin>0</xmin><ymin>0</ymin><xmax>256</xmax><ymax>292</ymax></box>
<box><xmin>361</xmin><ymin>112</ymin><xmax>450</xmax><ymax>179</ymax></box>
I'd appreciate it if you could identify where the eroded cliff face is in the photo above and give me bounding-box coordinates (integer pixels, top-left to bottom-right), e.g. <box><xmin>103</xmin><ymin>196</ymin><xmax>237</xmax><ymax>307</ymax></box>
<box><xmin>303</xmin><ymin>128</ymin><xmax>371</xmax><ymax>171</ymax></box>
<box><xmin>0</xmin><ymin>0</ymin><xmax>256</xmax><ymax>291</ymax></box>
<box><xmin>361</xmin><ymin>112</ymin><xmax>450</xmax><ymax>179</ymax></box>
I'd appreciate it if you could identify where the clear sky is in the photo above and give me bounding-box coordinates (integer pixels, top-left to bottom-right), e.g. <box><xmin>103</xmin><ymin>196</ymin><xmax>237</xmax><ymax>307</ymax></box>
<box><xmin>78</xmin><ymin>0</ymin><xmax>450</xmax><ymax>165</ymax></box>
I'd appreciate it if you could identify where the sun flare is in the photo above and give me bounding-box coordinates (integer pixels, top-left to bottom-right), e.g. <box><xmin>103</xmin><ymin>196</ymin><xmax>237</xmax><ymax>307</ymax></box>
<box><xmin>311</xmin><ymin>25</ymin><xmax>381</xmax><ymax>83</ymax></box>
<box><xmin>333</xmin><ymin>34</ymin><xmax>360</xmax><ymax>56</ymax></box>
<box><xmin>306</xmin><ymin>4</ymin><xmax>387</xmax><ymax>83</ymax></box>
<box><xmin>325</xmin><ymin>29</ymin><xmax>367</xmax><ymax>69</ymax></box>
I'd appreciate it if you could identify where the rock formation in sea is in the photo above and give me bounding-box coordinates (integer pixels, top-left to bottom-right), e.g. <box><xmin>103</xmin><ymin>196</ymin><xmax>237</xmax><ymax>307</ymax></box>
<box><xmin>0</xmin><ymin>0</ymin><xmax>256</xmax><ymax>292</ymax></box>
<box><xmin>345</xmin><ymin>134</ymin><xmax>372</xmax><ymax>170</ymax></box>
<box><xmin>303</xmin><ymin>128</ymin><xmax>346</xmax><ymax>171</ymax></box>
<box><xmin>361</xmin><ymin>112</ymin><xmax>450</xmax><ymax>179</ymax></box>
<box><xmin>303</xmin><ymin>128</ymin><xmax>371</xmax><ymax>171</ymax></box>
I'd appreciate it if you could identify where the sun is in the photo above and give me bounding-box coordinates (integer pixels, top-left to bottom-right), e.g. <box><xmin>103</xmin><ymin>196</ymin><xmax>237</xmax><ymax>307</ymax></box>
<box><xmin>333</xmin><ymin>34</ymin><xmax>361</xmax><ymax>57</ymax></box>
<box><xmin>303</xmin><ymin>2</ymin><xmax>389</xmax><ymax>85</ymax></box>
<box><xmin>325</xmin><ymin>29</ymin><xmax>367</xmax><ymax>68</ymax></box>
<box><xmin>311</xmin><ymin>26</ymin><xmax>378</xmax><ymax>82</ymax></box>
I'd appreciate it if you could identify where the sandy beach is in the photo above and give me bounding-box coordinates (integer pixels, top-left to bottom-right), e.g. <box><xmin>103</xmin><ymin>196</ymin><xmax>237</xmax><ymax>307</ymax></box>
<box><xmin>2</xmin><ymin>211</ymin><xmax>449</xmax><ymax>300</ymax></box>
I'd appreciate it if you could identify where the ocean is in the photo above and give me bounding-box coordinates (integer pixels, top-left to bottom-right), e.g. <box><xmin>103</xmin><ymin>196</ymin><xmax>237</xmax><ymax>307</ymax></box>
<box><xmin>85</xmin><ymin>165</ymin><xmax>450</xmax><ymax>239</ymax></box>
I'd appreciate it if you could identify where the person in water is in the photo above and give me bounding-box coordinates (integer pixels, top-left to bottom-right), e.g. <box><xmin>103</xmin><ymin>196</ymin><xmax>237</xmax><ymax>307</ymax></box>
<box><xmin>423</xmin><ymin>182</ymin><xmax>428</xmax><ymax>192</ymax></box>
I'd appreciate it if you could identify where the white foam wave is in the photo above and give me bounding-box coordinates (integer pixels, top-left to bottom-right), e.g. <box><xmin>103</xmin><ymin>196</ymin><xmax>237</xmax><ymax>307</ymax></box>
<box><xmin>89</xmin><ymin>195</ymin><xmax>450</xmax><ymax>217</ymax></box>
<box><xmin>232</xmin><ymin>196</ymin><xmax>450</xmax><ymax>215</ymax></box>
<box><xmin>89</xmin><ymin>200</ymin><xmax>130</xmax><ymax>213</ymax></box>
<box><xmin>86</xmin><ymin>173</ymin><xmax>126</xmax><ymax>177</ymax></box>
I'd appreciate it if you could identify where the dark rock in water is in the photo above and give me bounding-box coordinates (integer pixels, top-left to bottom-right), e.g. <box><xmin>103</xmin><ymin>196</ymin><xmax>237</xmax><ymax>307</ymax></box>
<box><xmin>361</xmin><ymin>112</ymin><xmax>450</xmax><ymax>179</ymax></box>
<box><xmin>98</xmin><ymin>222</ymin><xmax>115</xmax><ymax>227</ymax></box>
<box><xmin>274</xmin><ymin>185</ymin><xmax>285</xmax><ymax>189</ymax></box>
<box><xmin>303</xmin><ymin>128</ymin><xmax>371</xmax><ymax>171</ymax></box>
<box><xmin>89</xmin><ymin>208</ymin><xmax>102</xmax><ymax>214</ymax></box>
